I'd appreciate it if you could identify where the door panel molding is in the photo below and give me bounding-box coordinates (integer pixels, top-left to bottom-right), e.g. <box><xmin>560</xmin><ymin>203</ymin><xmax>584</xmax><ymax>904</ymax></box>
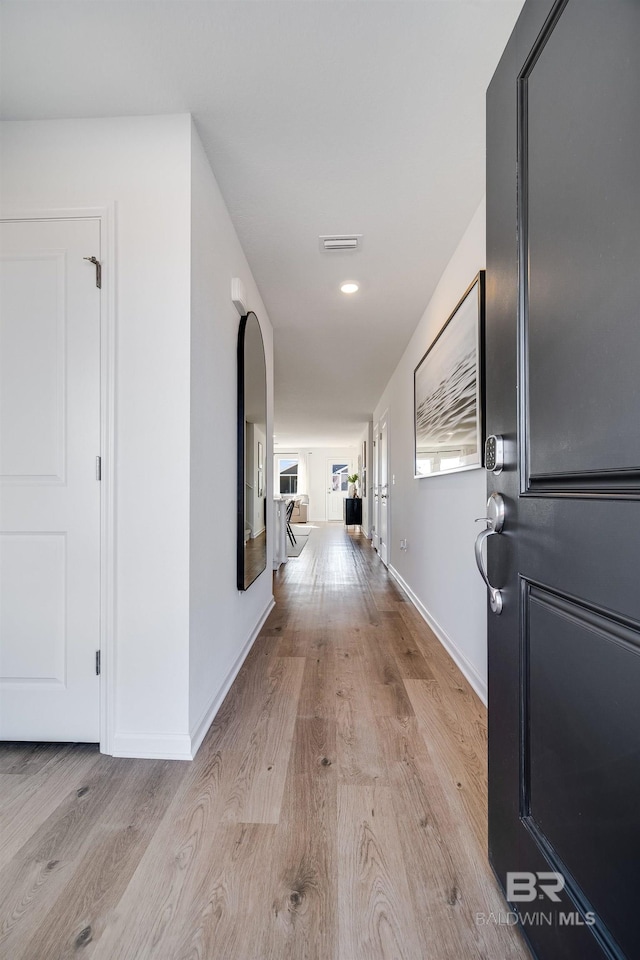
<box><xmin>517</xmin><ymin>0</ymin><xmax>640</xmax><ymax>501</ymax></box>
<box><xmin>517</xmin><ymin>0</ymin><xmax>569</xmax><ymax>500</ymax></box>
<box><xmin>520</xmin><ymin>578</ymin><xmax>640</xmax><ymax>816</ymax></box>
<box><xmin>0</xmin><ymin>251</ymin><xmax>67</xmax><ymax>483</ymax></box>
<box><xmin>519</xmin><ymin>576</ymin><xmax>640</xmax><ymax>959</ymax></box>
<box><xmin>0</xmin><ymin>531</ymin><xmax>67</xmax><ymax>685</ymax></box>
<box><xmin>524</xmin><ymin>470</ymin><xmax>640</xmax><ymax>500</ymax></box>
<box><xmin>519</xmin><ymin>816</ymin><xmax>621</xmax><ymax>960</ymax></box>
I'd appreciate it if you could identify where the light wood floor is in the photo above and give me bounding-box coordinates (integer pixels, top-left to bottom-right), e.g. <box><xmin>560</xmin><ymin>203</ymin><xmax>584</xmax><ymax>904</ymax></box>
<box><xmin>0</xmin><ymin>523</ymin><xmax>530</xmax><ymax>960</ymax></box>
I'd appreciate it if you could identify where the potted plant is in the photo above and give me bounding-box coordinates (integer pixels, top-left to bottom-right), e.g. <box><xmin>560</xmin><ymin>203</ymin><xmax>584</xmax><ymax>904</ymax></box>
<box><xmin>348</xmin><ymin>473</ymin><xmax>359</xmax><ymax>498</ymax></box>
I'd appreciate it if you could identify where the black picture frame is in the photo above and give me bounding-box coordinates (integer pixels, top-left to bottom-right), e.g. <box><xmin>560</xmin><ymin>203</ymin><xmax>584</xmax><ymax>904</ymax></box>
<box><xmin>413</xmin><ymin>272</ymin><xmax>485</xmax><ymax>478</ymax></box>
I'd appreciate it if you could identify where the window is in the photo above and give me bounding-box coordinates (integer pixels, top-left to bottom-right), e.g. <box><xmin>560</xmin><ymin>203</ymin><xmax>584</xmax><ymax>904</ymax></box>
<box><xmin>331</xmin><ymin>463</ymin><xmax>349</xmax><ymax>492</ymax></box>
<box><xmin>278</xmin><ymin>458</ymin><xmax>298</xmax><ymax>495</ymax></box>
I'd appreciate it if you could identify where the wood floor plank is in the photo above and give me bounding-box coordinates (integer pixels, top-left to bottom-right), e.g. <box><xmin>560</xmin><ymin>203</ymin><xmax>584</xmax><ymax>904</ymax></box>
<box><xmin>335</xmin><ymin>645</ymin><xmax>387</xmax><ymax>785</ymax></box>
<box><xmin>0</xmin><ymin>742</ymin><xmax>69</xmax><ymax>776</ymax></box>
<box><xmin>404</xmin><ymin>679</ymin><xmax>488</xmax><ymax>850</ymax></box>
<box><xmin>261</xmin><ymin>760</ymin><xmax>338</xmax><ymax>960</ymax></box>
<box><xmin>11</xmin><ymin>759</ymin><xmax>131</xmax><ymax>865</ymax></box>
<box><xmin>0</xmin><ymin>773</ymin><xmax>33</xmax><ymax>806</ymax></box>
<box><xmin>258</xmin><ymin>687</ymin><xmax>338</xmax><ymax>960</ymax></box>
<box><xmin>297</xmin><ymin>647</ymin><xmax>337</xmax><ymax>720</ymax></box>
<box><xmin>359</xmin><ymin>625</ymin><xmax>415</xmax><ymax>718</ymax></box>
<box><xmin>0</xmin><ymin>762</ymin><xmax>132</xmax><ymax>960</ymax></box>
<box><xmin>0</xmin><ymin>857</ymin><xmax>75</xmax><ymax>960</ymax></box>
<box><xmin>87</xmin><ymin>748</ymin><xmax>232</xmax><ymax>960</ymax></box>
<box><xmin>220</xmin><ymin>656</ymin><xmax>305</xmax><ymax>823</ymax></box>
<box><xmin>291</xmin><ymin>716</ymin><xmax>336</xmax><ymax>778</ymax></box>
<box><xmin>383</xmin><ymin>618</ymin><xmax>437</xmax><ymax>681</ymax></box>
<box><xmin>274</xmin><ymin>626</ymin><xmax>330</xmax><ymax>659</ymax></box>
<box><xmin>0</xmin><ymin>744</ymin><xmax>101</xmax><ymax>870</ymax></box>
<box><xmin>337</xmin><ymin>784</ymin><xmax>421</xmax><ymax>960</ymax></box>
<box><xmin>4</xmin><ymin>760</ymin><xmax>184</xmax><ymax>960</ymax></box>
<box><xmin>377</xmin><ymin>715</ymin><xmax>526</xmax><ymax>959</ymax></box>
<box><xmin>166</xmin><ymin>822</ymin><xmax>278</xmax><ymax>960</ymax></box>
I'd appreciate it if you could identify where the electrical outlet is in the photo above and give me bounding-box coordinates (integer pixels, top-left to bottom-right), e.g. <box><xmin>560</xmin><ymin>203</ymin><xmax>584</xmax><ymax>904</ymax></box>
<box><xmin>400</xmin><ymin>538</ymin><xmax>408</xmax><ymax>551</ymax></box>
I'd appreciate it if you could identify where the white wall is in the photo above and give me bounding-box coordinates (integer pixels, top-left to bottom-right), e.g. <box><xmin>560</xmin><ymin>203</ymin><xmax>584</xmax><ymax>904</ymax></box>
<box><xmin>189</xmin><ymin>122</ymin><xmax>274</xmax><ymax>744</ymax></box>
<box><xmin>372</xmin><ymin>199</ymin><xmax>488</xmax><ymax>702</ymax></box>
<box><xmin>1</xmin><ymin>115</ymin><xmax>275</xmax><ymax>758</ymax></box>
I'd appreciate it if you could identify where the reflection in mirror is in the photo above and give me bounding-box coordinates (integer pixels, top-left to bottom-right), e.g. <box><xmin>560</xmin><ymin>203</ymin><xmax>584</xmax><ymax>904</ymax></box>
<box><xmin>237</xmin><ymin>312</ymin><xmax>267</xmax><ymax>590</ymax></box>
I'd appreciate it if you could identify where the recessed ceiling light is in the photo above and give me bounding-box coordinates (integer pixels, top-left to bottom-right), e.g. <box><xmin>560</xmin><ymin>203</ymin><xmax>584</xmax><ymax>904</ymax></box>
<box><xmin>340</xmin><ymin>282</ymin><xmax>359</xmax><ymax>294</ymax></box>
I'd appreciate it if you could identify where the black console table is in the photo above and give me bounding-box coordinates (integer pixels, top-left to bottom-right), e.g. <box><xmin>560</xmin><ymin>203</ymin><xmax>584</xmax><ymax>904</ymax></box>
<box><xmin>344</xmin><ymin>497</ymin><xmax>362</xmax><ymax>526</ymax></box>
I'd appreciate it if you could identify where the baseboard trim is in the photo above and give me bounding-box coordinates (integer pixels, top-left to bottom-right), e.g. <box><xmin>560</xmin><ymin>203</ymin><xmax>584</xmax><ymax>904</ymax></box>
<box><xmin>388</xmin><ymin>565</ymin><xmax>487</xmax><ymax>705</ymax></box>
<box><xmin>112</xmin><ymin>731</ymin><xmax>193</xmax><ymax>761</ymax></box>
<box><xmin>188</xmin><ymin>595</ymin><xmax>276</xmax><ymax>758</ymax></box>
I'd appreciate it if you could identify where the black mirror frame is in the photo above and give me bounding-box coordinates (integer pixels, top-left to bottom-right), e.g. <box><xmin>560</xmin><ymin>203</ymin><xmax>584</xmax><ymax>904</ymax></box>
<box><xmin>237</xmin><ymin>312</ymin><xmax>267</xmax><ymax>590</ymax></box>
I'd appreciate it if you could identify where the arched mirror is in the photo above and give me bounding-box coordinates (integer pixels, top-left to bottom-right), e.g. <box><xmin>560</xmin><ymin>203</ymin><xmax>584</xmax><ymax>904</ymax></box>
<box><xmin>237</xmin><ymin>311</ymin><xmax>267</xmax><ymax>590</ymax></box>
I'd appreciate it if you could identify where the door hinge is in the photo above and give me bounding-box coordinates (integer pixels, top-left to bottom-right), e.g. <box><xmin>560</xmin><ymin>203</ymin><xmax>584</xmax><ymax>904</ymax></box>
<box><xmin>83</xmin><ymin>255</ymin><xmax>102</xmax><ymax>289</ymax></box>
<box><xmin>96</xmin><ymin>650</ymin><xmax>101</xmax><ymax>675</ymax></box>
<box><xmin>96</xmin><ymin>456</ymin><xmax>102</xmax><ymax>480</ymax></box>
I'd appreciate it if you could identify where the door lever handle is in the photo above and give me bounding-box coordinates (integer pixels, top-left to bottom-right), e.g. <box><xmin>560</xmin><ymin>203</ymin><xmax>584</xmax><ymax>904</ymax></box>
<box><xmin>474</xmin><ymin>492</ymin><xmax>505</xmax><ymax>614</ymax></box>
<box><xmin>475</xmin><ymin>528</ymin><xmax>503</xmax><ymax>614</ymax></box>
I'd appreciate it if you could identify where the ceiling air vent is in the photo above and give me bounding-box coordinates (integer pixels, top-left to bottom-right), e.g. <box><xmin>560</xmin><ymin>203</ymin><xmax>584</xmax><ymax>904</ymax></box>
<box><xmin>320</xmin><ymin>235</ymin><xmax>362</xmax><ymax>251</ymax></box>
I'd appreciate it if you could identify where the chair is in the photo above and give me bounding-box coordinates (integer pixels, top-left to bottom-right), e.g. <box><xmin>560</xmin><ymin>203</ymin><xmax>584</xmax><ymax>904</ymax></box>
<box><xmin>290</xmin><ymin>496</ymin><xmax>309</xmax><ymax>523</ymax></box>
<box><xmin>285</xmin><ymin>500</ymin><xmax>297</xmax><ymax>547</ymax></box>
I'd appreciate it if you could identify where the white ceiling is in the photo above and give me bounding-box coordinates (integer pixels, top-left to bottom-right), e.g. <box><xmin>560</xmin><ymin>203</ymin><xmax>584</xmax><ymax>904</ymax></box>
<box><xmin>0</xmin><ymin>0</ymin><xmax>524</xmax><ymax>448</ymax></box>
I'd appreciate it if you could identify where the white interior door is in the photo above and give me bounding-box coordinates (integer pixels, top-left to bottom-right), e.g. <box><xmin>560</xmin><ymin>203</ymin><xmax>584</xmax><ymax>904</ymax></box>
<box><xmin>326</xmin><ymin>460</ymin><xmax>349</xmax><ymax>521</ymax></box>
<box><xmin>378</xmin><ymin>413</ymin><xmax>389</xmax><ymax>566</ymax></box>
<box><xmin>0</xmin><ymin>218</ymin><xmax>101</xmax><ymax>741</ymax></box>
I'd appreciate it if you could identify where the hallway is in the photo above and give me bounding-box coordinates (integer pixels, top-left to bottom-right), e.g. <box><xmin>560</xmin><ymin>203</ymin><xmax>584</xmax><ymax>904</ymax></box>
<box><xmin>0</xmin><ymin>524</ymin><xmax>529</xmax><ymax>960</ymax></box>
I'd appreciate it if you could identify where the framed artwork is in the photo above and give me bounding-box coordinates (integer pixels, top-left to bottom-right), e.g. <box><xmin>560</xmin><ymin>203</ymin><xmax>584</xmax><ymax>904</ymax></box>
<box><xmin>257</xmin><ymin>440</ymin><xmax>264</xmax><ymax>497</ymax></box>
<box><xmin>414</xmin><ymin>272</ymin><xmax>484</xmax><ymax>478</ymax></box>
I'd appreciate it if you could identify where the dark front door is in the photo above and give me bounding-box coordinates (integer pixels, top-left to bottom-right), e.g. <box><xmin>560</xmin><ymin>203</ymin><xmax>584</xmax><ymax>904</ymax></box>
<box><xmin>486</xmin><ymin>2</ymin><xmax>640</xmax><ymax>958</ymax></box>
